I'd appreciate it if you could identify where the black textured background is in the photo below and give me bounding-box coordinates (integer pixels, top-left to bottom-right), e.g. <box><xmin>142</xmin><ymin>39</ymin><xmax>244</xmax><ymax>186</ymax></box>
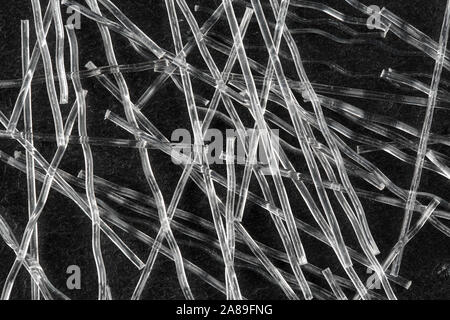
<box><xmin>0</xmin><ymin>0</ymin><xmax>449</xmax><ymax>300</ymax></box>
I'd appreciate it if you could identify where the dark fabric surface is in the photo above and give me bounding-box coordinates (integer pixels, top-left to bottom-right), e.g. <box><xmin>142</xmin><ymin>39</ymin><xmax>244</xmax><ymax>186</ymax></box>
<box><xmin>0</xmin><ymin>0</ymin><xmax>448</xmax><ymax>299</ymax></box>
